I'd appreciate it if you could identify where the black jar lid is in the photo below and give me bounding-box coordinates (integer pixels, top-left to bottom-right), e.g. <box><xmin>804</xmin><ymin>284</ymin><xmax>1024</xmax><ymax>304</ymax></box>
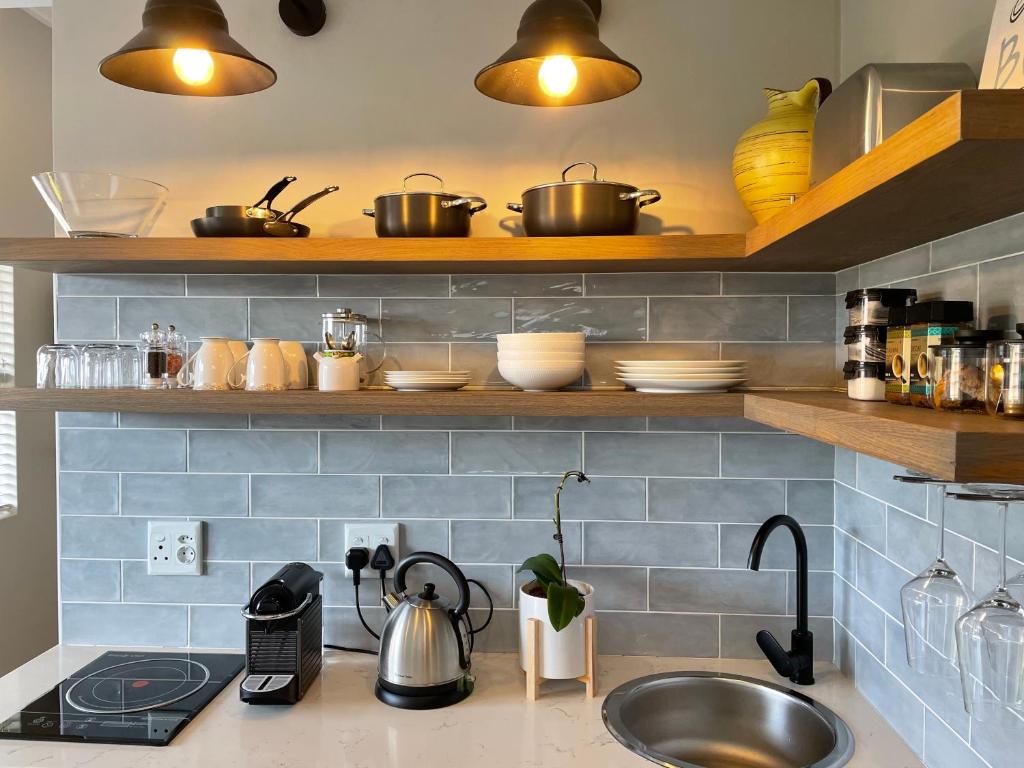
<box><xmin>843</xmin><ymin>325</ymin><xmax>887</xmax><ymax>344</ymax></box>
<box><xmin>934</xmin><ymin>329</ymin><xmax>1005</xmax><ymax>349</ymax></box>
<box><xmin>843</xmin><ymin>361</ymin><xmax>886</xmax><ymax>380</ymax></box>
<box><xmin>1018</xmin><ymin>323</ymin><xmax>1024</xmax><ymax>338</ymax></box>
<box><xmin>845</xmin><ymin>288</ymin><xmax>918</xmax><ymax>309</ymax></box>
<box><xmin>887</xmin><ymin>305</ymin><xmax>910</xmax><ymax>326</ymax></box>
<box><xmin>907</xmin><ymin>300</ymin><xmax>974</xmax><ymax>324</ymax></box>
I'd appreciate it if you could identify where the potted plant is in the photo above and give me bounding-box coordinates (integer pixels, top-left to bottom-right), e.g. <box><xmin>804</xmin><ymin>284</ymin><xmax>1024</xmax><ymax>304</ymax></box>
<box><xmin>517</xmin><ymin>470</ymin><xmax>596</xmax><ymax>681</ymax></box>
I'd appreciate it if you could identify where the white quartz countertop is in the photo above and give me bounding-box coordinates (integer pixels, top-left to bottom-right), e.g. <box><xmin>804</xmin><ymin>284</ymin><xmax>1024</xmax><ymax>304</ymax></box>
<box><xmin>0</xmin><ymin>646</ymin><xmax>923</xmax><ymax>768</ymax></box>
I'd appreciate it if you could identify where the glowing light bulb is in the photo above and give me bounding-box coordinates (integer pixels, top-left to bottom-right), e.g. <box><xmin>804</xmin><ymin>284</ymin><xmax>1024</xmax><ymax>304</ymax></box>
<box><xmin>538</xmin><ymin>55</ymin><xmax>578</xmax><ymax>98</ymax></box>
<box><xmin>172</xmin><ymin>48</ymin><xmax>215</xmax><ymax>87</ymax></box>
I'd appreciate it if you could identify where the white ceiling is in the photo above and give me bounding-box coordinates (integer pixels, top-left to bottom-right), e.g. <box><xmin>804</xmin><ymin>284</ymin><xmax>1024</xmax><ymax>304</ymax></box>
<box><xmin>0</xmin><ymin>0</ymin><xmax>52</xmax><ymax>27</ymax></box>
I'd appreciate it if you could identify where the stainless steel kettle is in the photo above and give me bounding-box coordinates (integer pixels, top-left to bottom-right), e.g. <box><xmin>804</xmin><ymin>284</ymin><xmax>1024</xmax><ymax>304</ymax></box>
<box><xmin>375</xmin><ymin>552</ymin><xmax>474</xmax><ymax>710</ymax></box>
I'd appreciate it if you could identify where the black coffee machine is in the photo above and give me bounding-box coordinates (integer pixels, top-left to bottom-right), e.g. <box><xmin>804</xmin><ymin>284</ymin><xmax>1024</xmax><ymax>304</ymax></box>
<box><xmin>240</xmin><ymin>562</ymin><xmax>323</xmax><ymax>705</ymax></box>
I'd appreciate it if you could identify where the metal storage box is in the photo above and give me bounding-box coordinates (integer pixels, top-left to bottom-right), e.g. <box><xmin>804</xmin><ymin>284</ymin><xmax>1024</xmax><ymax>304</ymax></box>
<box><xmin>810</xmin><ymin>63</ymin><xmax>977</xmax><ymax>187</ymax></box>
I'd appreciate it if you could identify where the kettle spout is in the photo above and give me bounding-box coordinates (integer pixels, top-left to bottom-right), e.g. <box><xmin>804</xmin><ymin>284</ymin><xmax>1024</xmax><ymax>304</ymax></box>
<box><xmin>383</xmin><ymin>592</ymin><xmax>402</xmax><ymax>611</ymax></box>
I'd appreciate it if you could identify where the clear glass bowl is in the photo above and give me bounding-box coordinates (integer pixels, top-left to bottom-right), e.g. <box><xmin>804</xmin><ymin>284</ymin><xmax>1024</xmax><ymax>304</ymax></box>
<box><xmin>32</xmin><ymin>172</ymin><xmax>167</xmax><ymax>238</ymax></box>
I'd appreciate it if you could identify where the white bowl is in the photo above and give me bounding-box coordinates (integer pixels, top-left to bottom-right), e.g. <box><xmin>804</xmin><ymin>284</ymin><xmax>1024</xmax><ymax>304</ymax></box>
<box><xmin>500</xmin><ymin>360</ymin><xmax>587</xmax><ymax>369</ymax></box>
<box><xmin>497</xmin><ymin>332</ymin><xmax>585</xmax><ymax>344</ymax></box>
<box><xmin>498</xmin><ymin>360</ymin><xmax>584</xmax><ymax>391</ymax></box>
<box><xmin>615</xmin><ymin>360</ymin><xmax>747</xmax><ymax>369</ymax></box>
<box><xmin>499</xmin><ymin>353</ymin><xmax>586</xmax><ymax>363</ymax></box>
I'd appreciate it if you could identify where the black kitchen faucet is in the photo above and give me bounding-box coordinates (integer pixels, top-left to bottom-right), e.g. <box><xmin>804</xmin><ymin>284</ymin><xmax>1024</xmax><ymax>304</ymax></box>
<box><xmin>747</xmin><ymin>514</ymin><xmax>814</xmax><ymax>685</ymax></box>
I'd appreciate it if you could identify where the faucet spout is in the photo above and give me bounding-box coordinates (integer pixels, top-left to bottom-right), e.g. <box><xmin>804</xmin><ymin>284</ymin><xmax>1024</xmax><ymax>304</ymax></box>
<box><xmin>747</xmin><ymin>514</ymin><xmax>814</xmax><ymax>685</ymax></box>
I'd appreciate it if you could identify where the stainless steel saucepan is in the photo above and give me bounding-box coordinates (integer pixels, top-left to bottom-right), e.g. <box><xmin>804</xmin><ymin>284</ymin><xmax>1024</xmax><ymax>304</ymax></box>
<box><xmin>363</xmin><ymin>173</ymin><xmax>487</xmax><ymax>237</ymax></box>
<box><xmin>507</xmin><ymin>162</ymin><xmax>661</xmax><ymax>237</ymax></box>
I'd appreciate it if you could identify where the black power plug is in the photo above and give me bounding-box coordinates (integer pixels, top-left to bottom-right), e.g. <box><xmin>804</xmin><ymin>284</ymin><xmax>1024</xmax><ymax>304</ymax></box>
<box><xmin>370</xmin><ymin>544</ymin><xmax>395</xmax><ymax>574</ymax></box>
<box><xmin>345</xmin><ymin>547</ymin><xmax>369</xmax><ymax>586</ymax></box>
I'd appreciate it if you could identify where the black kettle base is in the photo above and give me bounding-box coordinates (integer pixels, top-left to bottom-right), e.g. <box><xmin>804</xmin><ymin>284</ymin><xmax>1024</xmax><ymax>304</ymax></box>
<box><xmin>375</xmin><ymin>678</ymin><xmax>472</xmax><ymax>710</ymax></box>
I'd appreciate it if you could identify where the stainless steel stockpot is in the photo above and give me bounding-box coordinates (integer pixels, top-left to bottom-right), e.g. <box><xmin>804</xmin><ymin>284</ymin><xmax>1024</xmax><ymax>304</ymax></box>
<box><xmin>507</xmin><ymin>162</ymin><xmax>661</xmax><ymax>237</ymax></box>
<box><xmin>363</xmin><ymin>173</ymin><xmax>487</xmax><ymax>237</ymax></box>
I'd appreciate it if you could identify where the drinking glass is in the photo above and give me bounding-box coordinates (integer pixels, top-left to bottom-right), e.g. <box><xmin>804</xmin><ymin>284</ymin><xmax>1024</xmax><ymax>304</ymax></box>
<box><xmin>952</xmin><ymin>486</ymin><xmax>1024</xmax><ymax>720</ymax></box>
<box><xmin>80</xmin><ymin>344</ymin><xmax>121</xmax><ymax>389</ymax></box>
<box><xmin>36</xmin><ymin>344</ymin><xmax>80</xmax><ymax>389</ymax></box>
<box><xmin>896</xmin><ymin>475</ymin><xmax>974</xmax><ymax>676</ymax></box>
<box><xmin>116</xmin><ymin>344</ymin><xmax>141</xmax><ymax>388</ymax></box>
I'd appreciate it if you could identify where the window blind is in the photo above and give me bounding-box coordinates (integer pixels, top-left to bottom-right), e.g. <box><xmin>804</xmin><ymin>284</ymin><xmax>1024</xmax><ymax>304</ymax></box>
<box><xmin>0</xmin><ymin>266</ymin><xmax>16</xmax><ymax>519</ymax></box>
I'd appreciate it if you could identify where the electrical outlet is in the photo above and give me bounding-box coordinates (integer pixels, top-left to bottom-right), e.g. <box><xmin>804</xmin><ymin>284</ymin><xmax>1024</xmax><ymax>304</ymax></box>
<box><xmin>148</xmin><ymin>521</ymin><xmax>204</xmax><ymax>576</ymax></box>
<box><xmin>344</xmin><ymin>523</ymin><xmax>399</xmax><ymax>579</ymax></box>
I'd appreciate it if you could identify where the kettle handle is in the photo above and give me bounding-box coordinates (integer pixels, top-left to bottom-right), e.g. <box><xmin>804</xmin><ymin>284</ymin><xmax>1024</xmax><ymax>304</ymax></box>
<box><xmin>393</xmin><ymin>551</ymin><xmax>471</xmax><ymax>617</ymax></box>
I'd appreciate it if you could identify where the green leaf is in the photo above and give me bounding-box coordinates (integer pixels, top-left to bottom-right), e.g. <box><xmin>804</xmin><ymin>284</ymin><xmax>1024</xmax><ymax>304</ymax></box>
<box><xmin>518</xmin><ymin>554</ymin><xmax>562</xmax><ymax>587</ymax></box>
<box><xmin>546</xmin><ymin>582</ymin><xmax>586</xmax><ymax>632</ymax></box>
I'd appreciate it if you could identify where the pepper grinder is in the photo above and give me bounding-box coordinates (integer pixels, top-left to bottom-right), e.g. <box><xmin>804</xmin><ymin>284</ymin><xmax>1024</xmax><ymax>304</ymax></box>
<box><xmin>139</xmin><ymin>323</ymin><xmax>167</xmax><ymax>390</ymax></box>
<box><xmin>165</xmin><ymin>325</ymin><xmax>186</xmax><ymax>389</ymax></box>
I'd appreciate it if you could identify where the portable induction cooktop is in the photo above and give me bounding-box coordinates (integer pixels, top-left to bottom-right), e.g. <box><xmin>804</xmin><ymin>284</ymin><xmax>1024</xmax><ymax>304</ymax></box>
<box><xmin>0</xmin><ymin>651</ymin><xmax>244</xmax><ymax>746</ymax></box>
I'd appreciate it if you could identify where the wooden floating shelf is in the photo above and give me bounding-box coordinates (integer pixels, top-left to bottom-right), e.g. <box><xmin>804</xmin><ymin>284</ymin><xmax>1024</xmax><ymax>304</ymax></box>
<box><xmin>3</xmin><ymin>91</ymin><xmax>1023</xmax><ymax>275</ymax></box>
<box><xmin>6</xmin><ymin>388</ymin><xmax>1023</xmax><ymax>481</ymax></box>
<box><xmin>744</xmin><ymin>392</ymin><xmax>1024</xmax><ymax>483</ymax></box>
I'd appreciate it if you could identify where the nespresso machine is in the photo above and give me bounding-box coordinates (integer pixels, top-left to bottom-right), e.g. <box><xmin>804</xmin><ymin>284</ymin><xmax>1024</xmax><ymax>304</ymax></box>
<box><xmin>240</xmin><ymin>562</ymin><xmax>323</xmax><ymax>705</ymax></box>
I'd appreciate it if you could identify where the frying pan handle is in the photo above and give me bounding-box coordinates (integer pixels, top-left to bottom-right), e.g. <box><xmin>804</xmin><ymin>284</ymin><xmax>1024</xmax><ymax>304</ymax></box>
<box><xmin>562</xmin><ymin>161</ymin><xmax>599</xmax><ymax>182</ymax></box>
<box><xmin>281</xmin><ymin>186</ymin><xmax>340</xmax><ymax>222</ymax></box>
<box><xmin>362</xmin><ymin>208</ymin><xmax>376</xmax><ymax>218</ymax></box>
<box><xmin>620</xmin><ymin>189</ymin><xmax>662</xmax><ymax>208</ymax></box>
<box><xmin>442</xmin><ymin>196</ymin><xmax>488</xmax><ymax>215</ymax></box>
<box><xmin>506</xmin><ymin>202</ymin><xmax>524</xmax><ymax>213</ymax></box>
<box><xmin>254</xmin><ymin>176</ymin><xmax>297</xmax><ymax>210</ymax></box>
<box><xmin>393</xmin><ymin>551</ymin><xmax>471</xmax><ymax>617</ymax></box>
<box><xmin>403</xmin><ymin>173</ymin><xmax>444</xmax><ymax>192</ymax></box>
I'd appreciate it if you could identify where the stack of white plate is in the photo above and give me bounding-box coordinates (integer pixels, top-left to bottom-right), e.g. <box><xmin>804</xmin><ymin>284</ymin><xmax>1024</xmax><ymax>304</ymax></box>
<box><xmin>615</xmin><ymin>360</ymin><xmax>748</xmax><ymax>393</ymax></box>
<box><xmin>496</xmin><ymin>332</ymin><xmax>585</xmax><ymax>391</ymax></box>
<box><xmin>384</xmin><ymin>371</ymin><xmax>471</xmax><ymax>392</ymax></box>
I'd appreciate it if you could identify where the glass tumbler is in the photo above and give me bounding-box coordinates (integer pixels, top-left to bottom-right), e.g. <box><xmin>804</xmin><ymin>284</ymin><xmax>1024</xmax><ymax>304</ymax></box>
<box><xmin>80</xmin><ymin>344</ymin><xmax>121</xmax><ymax>389</ymax></box>
<box><xmin>116</xmin><ymin>345</ymin><xmax>141</xmax><ymax>387</ymax></box>
<box><xmin>36</xmin><ymin>344</ymin><xmax>80</xmax><ymax>389</ymax></box>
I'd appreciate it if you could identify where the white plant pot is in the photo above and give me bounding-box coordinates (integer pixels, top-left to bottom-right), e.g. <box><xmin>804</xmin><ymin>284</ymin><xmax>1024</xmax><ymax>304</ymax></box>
<box><xmin>518</xmin><ymin>579</ymin><xmax>595</xmax><ymax>680</ymax></box>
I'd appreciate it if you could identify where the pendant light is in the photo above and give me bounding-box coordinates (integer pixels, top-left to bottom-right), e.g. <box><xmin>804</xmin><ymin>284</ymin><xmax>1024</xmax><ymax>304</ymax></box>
<box><xmin>100</xmin><ymin>0</ymin><xmax>276</xmax><ymax>97</ymax></box>
<box><xmin>475</xmin><ymin>0</ymin><xmax>640</xmax><ymax>107</ymax></box>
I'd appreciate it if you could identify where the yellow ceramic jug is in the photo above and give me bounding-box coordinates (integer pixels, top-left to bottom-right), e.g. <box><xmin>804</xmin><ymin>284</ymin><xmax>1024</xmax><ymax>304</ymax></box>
<box><xmin>732</xmin><ymin>77</ymin><xmax>831</xmax><ymax>224</ymax></box>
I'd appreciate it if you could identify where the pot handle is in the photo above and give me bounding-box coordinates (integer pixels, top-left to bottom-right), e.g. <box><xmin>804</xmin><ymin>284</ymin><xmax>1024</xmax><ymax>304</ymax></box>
<box><xmin>393</xmin><ymin>551</ymin><xmax>471</xmax><ymax>618</ymax></box>
<box><xmin>442</xmin><ymin>196</ymin><xmax>488</xmax><ymax>215</ymax></box>
<box><xmin>403</xmin><ymin>172</ymin><xmax>445</xmax><ymax>192</ymax></box>
<box><xmin>562</xmin><ymin>161</ymin><xmax>599</xmax><ymax>182</ymax></box>
<box><xmin>506</xmin><ymin>202</ymin><xmax>524</xmax><ymax>213</ymax></box>
<box><xmin>361</xmin><ymin>208</ymin><xmax>376</xmax><ymax>218</ymax></box>
<box><xmin>620</xmin><ymin>189</ymin><xmax>662</xmax><ymax>208</ymax></box>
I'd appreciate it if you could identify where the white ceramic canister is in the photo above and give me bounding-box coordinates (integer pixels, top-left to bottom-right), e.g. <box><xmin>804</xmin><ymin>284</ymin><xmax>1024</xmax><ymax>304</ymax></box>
<box><xmin>177</xmin><ymin>337</ymin><xmax>240</xmax><ymax>390</ymax></box>
<box><xmin>279</xmin><ymin>341</ymin><xmax>310</xmax><ymax>390</ymax></box>
<box><xmin>315</xmin><ymin>351</ymin><xmax>362</xmax><ymax>391</ymax></box>
<box><xmin>518</xmin><ymin>579</ymin><xmax>595</xmax><ymax>679</ymax></box>
<box><xmin>232</xmin><ymin>338</ymin><xmax>288</xmax><ymax>392</ymax></box>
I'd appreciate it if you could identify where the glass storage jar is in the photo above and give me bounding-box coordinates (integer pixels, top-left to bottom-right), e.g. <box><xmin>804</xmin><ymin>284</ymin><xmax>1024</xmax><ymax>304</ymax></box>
<box><xmin>986</xmin><ymin>324</ymin><xmax>1024</xmax><ymax>418</ymax></box>
<box><xmin>931</xmin><ymin>330</ymin><xmax>1003</xmax><ymax>413</ymax></box>
<box><xmin>908</xmin><ymin>301</ymin><xmax>974</xmax><ymax>408</ymax></box>
<box><xmin>844</xmin><ymin>361</ymin><xmax>886</xmax><ymax>401</ymax></box>
<box><xmin>139</xmin><ymin>323</ymin><xmax>168</xmax><ymax>390</ymax></box>
<box><xmin>845</xmin><ymin>325</ymin><xmax>887</xmax><ymax>363</ymax></box>
<box><xmin>845</xmin><ymin>288</ymin><xmax>917</xmax><ymax>326</ymax></box>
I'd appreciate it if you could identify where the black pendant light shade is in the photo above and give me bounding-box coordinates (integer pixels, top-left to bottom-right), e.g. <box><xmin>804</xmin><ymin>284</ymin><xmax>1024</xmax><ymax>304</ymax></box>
<box><xmin>475</xmin><ymin>0</ymin><xmax>640</xmax><ymax>107</ymax></box>
<box><xmin>100</xmin><ymin>0</ymin><xmax>276</xmax><ymax>97</ymax></box>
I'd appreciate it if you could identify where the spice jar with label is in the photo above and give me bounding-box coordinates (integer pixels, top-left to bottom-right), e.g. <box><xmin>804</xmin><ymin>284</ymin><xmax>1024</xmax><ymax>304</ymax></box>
<box><xmin>165</xmin><ymin>325</ymin><xmax>186</xmax><ymax>388</ymax></box>
<box><xmin>908</xmin><ymin>301</ymin><xmax>974</xmax><ymax>408</ymax></box>
<box><xmin>885</xmin><ymin>305</ymin><xmax>913</xmax><ymax>405</ymax></box>
<box><xmin>139</xmin><ymin>323</ymin><xmax>167</xmax><ymax>390</ymax></box>
<box><xmin>931</xmin><ymin>330</ymin><xmax>1003</xmax><ymax>413</ymax></box>
<box><xmin>986</xmin><ymin>324</ymin><xmax>1024</xmax><ymax>418</ymax></box>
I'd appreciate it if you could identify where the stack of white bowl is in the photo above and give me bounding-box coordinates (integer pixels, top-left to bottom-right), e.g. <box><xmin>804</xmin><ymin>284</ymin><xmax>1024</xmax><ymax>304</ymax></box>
<box><xmin>384</xmin><ymin>370</ymin><xmax>471</xmax><ymax>391</ymax></box>
<box><xmin>497</xmin><ymin>333</ymin><xmax>585</xmax><ymax>391</ymax></box>
<box><xmin>615</xmin><ymin>360</ymin><xmax>748</xmax><ymax>393</ymax></box>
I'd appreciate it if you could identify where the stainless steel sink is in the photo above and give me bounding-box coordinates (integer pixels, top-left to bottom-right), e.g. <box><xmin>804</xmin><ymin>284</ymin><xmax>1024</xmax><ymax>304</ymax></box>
<box><xmin>603</xmin><ymin>672</ymin><xmax>854</xmax><ymax>768</ymax></box>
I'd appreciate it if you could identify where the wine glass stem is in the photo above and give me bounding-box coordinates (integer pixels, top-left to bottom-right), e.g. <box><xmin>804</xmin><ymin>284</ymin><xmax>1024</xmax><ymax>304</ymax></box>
<box><xmin>998</xmin><ymin>502</ymin><xmax>1009</xmax><ymax>590</ymax></box>
<box><xmin>935</xmin><ymin>484</ymin><xmax>947</xmax><ymax>560</ymax></box>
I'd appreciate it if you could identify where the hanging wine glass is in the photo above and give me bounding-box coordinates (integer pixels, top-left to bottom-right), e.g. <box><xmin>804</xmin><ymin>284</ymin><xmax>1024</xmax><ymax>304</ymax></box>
<box><xmin>952</xmin><ymin>486</ymin><xmax>1024</xmax><ymax>720</ymax></box>
<box><xmin>895</xmin><ymin>475</ymin><xmax>974</xmax><ymax>677</ymax></box>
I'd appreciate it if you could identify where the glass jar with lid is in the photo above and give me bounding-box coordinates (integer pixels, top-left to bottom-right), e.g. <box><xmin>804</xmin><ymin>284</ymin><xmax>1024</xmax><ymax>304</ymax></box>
<box><xmin>931</xmin><ymin>330</ymin><xmax>1004</xmax><ymax>412</ymax></box>
<box><xmin>165</xmin><ymin>325</ymin><xmax>186</xmax><ymax>388</ymax></box>
<box><xmin>321</xmin><ymin>307</ymin><xmax>385</xmax><ymax>379</ymax></box>
<box><xmin>139</xmin><ymin>323</ymin><xmax>167</xmax><ymax>390</ymax></box>
<box><xmin>987</xmin><ymin>323</ymin><xmax>1024</xmax><ymax>418</ymax></box>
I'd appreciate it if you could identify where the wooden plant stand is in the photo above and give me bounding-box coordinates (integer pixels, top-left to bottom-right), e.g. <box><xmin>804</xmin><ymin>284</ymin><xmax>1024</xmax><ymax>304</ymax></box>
<box><xmin>524</xmin><ymin>615</ymin><xmax>597</xmax><ymax>700</ymax></box>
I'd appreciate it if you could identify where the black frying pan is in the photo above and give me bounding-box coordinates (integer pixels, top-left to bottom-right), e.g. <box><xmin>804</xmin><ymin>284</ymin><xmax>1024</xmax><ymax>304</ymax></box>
<box><xmin>263</xmin><ymin>186</ymin><xmax>340</xmax><ymax>238</ymax></box>
<box><xmin>192</xmin><ymin>186</ymin><xmax>340</xmax><ymax>238</ymax></box>
<box><xmin>205</xmin><ymin>176</ymin><xmax>297</xmax><ymax>221</ymax></box>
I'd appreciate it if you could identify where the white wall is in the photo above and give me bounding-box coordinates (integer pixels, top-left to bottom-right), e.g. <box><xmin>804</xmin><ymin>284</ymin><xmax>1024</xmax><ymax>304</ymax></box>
<box><xmin>840</xmin><ymin>0</ymin><xmax>996</xmax><ymax>80</ymax></box>
<box><xmin>0</xmin><ymin>8</ymin><xmax>56</xmax><ymax>675</ymax></box>
<box><xmin>52</xmin><ymin>0</ymin><xmax>841</xmax><ymax>237</ymax></box>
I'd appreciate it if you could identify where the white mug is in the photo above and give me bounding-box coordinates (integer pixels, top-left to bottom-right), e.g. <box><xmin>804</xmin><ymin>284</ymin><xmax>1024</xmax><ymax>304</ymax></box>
<box><xmin>279</xmin><ymin>341</ymin><xmax>310</xmax><ymax>390</ymax></box>
<box><xmin>315</xmin><ymin>351</ymin><xmax>362</xmax><ymax>391</ymax></box>
<box><xmin>177</xmin><ymin>337</ymin><xmax>241</xmax><ymax>390</ymax></box>
<box><xmin>231</xmin><ymin>338</ymin><xmax>288</xmax><ymax>392</ymax></box>
<box><xmin>227</xmin><ymin>340</ymin><xmax>249</xmax><ymax>363</ymax></box>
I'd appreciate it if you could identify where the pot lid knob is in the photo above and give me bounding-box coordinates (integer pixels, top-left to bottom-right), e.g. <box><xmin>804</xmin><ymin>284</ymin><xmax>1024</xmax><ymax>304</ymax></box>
<box><xmin>418</xmin><ymin>583</ymin><xmax>438</xmax><ymax>601</ymax></box>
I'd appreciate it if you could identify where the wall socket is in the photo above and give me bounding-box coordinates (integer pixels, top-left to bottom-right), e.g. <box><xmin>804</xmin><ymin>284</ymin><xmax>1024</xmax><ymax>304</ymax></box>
<box><xmin>148</xmin><ymin>521</ymin><xmax>204</xmax><ymax>576</ymax></box>
<box><xmin>344</xmin><ymin>523</ymin><xmax>400</xmax><ymax>579</ymax></box>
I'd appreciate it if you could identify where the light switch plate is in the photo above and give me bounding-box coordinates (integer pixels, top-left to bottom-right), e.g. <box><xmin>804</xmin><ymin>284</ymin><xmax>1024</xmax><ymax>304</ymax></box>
<box><xmin>148</xmin><ymin>520</ymin><xmax>204</xmax><ymax>576</ymax></box>
<box><xmin>344</xmin><ymin>523</ymin><xmax>399</xmax><ymax>579</ymax></box>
